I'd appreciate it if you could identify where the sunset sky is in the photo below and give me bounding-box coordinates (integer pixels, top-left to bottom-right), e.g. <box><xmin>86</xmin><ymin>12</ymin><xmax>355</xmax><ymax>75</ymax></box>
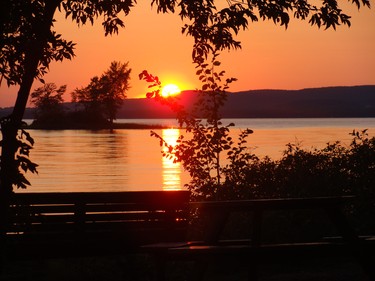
<box><xmin>1</xmin><ymin>2</ymin><xmax>374</xmax><ymax>107</ymax></box>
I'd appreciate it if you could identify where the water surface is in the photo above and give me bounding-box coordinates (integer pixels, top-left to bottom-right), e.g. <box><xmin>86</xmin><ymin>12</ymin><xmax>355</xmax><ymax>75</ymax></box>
<box><xmin>19</xmin><ymin>118</ymin><xmax>374</xmax><ymax>193</ymax></box>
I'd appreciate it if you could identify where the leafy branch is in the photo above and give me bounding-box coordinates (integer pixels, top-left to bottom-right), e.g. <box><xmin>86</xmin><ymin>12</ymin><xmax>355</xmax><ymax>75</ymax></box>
<box><xmin>140</xmin><ymin>50</ymin><xmax>255</xmax><ymax>199</ymax></box>
<box><xmin>0</xmin><ymin>117</ymin><xmax>38</xmax><ymax>189</ymax></box>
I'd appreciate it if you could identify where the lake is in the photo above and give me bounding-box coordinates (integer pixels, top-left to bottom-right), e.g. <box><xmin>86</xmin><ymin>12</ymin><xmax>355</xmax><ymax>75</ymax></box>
<box><xmin>17</xmin><ymin>118</ymin><xmax>375</xmax><ymax>193</ymax></box>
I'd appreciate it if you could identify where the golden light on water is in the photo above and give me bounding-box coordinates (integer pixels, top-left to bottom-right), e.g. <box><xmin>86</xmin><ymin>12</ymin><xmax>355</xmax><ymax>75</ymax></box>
<box><xmin>161</xmin><ymin>129</ymin><xmax>181</xmax><ymax>190</ymax></box>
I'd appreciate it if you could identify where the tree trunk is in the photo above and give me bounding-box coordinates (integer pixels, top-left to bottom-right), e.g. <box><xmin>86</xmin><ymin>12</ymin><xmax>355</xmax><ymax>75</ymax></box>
<box><xmin>0</xmin><ymin>0</ymin><xmax>60</xmax><ymax>262</ymax></box>
<box><xmin>0</xmin><ymin>119</ymin><xmax>18</xmax><ymax>268</ymax></box>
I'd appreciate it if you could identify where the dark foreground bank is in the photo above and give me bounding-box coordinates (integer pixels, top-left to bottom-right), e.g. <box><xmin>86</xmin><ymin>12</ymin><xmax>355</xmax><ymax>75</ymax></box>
<box><xmin>1</xmin><ymin>254</ymin><xmax>368</xmax><ymax>281</ymax></box>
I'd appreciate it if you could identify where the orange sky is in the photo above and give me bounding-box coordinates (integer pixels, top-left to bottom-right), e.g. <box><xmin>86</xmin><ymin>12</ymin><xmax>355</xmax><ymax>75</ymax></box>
<box><xmin>1</xmin><ymin>2</ymin><xmax>375</xmax><ymax>107</ymax></box>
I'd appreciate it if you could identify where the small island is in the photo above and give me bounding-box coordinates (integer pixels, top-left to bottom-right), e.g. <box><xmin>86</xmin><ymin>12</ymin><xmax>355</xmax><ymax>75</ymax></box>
<box><xmin>26</xmin><ymin>115</ymin><xmax>171</xmax><ymax>130</ymax></box>
<box><xmin>25</xmin><ymin>64</ymin><xmax>165</xmax><ymax>130</ymax></box>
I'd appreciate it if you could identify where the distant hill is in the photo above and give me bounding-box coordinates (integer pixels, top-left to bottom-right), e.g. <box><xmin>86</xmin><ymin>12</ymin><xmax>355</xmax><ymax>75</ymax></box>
<box><xmin>116</xmin><ymin>85</ymin><xmax>375</xmax><ymax>118</ymax></box>
<box><xmin>2</xmin><ymin>85</ymin><xmax>375</xmax><ymax>119</ymax></box>
<box><xmin>221</xmin><ymin>85</ymin><xmax>375</xmax><ymax>118</ymax></box>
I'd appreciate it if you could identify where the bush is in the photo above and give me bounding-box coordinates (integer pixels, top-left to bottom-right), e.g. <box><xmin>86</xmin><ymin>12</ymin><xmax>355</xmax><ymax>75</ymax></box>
<box><xmin>220</xmin><ymin>129</ymin><xmax>375</xmax><ymax>233</ymax></box>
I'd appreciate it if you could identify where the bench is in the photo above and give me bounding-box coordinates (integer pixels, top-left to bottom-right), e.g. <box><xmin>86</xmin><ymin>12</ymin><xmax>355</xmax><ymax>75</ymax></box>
<box><xmin>148</xmin><ymin>197</ymin><xmax>375</xmax><ymax>281</ymax></box>
<box><xmin>4</xmin><ymin>190</ymin><xmax>190</xmax><ymax>260</ymax></box>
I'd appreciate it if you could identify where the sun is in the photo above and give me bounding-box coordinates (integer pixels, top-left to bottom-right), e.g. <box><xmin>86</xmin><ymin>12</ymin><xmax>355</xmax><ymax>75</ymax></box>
<box><xmin>161</xmin><ymin>84</ymin><xmax>181</xmax><ymax>97</ymax></box>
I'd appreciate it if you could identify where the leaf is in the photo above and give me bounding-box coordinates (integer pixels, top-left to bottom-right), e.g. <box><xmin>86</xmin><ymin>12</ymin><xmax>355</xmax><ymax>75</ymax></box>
<box><xmin>196</xmin><ymin>69</ymin><xmax>203</xmax><ymax>75</ymax></box>
<box><xmin>138</xmin><ymin>71</ymin><xmax>146</xmax><ymax>80</ymax></box>
<box><xmin>21</xmin><ymin>129</ymin><xmax>35</xmax><ymax>146</ymax></box>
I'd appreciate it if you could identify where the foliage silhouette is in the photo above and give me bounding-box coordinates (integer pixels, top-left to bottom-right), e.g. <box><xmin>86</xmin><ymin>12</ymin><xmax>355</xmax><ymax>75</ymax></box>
<box><xmin>137</xmin><ymin>0</ymin><xmax>371</xmax><ymax>201</ymax></box>
<box><xmin>140</xmin><ymin>50</ymin><xmax>254</xmax><ymax>200</ymax></box>
<box><xmin>141</xmin><ymin>67</ymin><xmax>375</xmax><ymax>228</ymax></box>
<box><xmin>0</xmin><ymin>0</ymin><xmax>371</xmax><ymax>246</ymax></box>
<box><xmin>30</xmin><ymin>83</ymin><xmax>67</xmax><ymax>128</ymax></box>
<box><xmin>72</xmin><ymin>61</ymin><xmax>131</xmax><ymax>125</ymax></box>
<box><xmin>0</xmin><ymin>1</ymin><xmax>134</xmax><ymax>194</ymax></box>
<box><xmin>0</xmin><ymin>117</ymin><xmax>37</xmax><ymax>190</ymax></box>
<box><xmin>29</xmin><ymin>62</ymin><xmax>131</xmax><ymax>129</ymax></box>
<box><xmin>234</xmin><ymin>130</ymin><xmax>374</xmax><ymax>232</ymax></box>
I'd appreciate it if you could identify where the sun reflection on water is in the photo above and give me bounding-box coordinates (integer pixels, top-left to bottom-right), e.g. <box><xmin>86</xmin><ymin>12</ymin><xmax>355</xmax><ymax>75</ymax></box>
<box><xmin>161</xmin><ymin>129</ymin><xmax>181</xmax><ymax>190</ymax></box>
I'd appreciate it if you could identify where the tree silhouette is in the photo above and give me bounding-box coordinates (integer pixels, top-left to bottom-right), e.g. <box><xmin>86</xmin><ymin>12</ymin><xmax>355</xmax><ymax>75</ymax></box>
<box><xmin>0</xmin><ymin>0</ymin><xmax>135</xmax><ymax>249</ymax></box>
<box><xmin>137</xmin><ymin>0</ymin><xmax>370</xmax><ymax>199</ymax></box>
<box><xmin>72</xmin><ymin>61</ymin><xmax>131</xmax><ymax>125</ymax></box>
<box><xmin>31</xmin><ymin>83</ymin><xmax>66</xmax><ymax>127</ymax></box>
<box><xmin>141</xmin><ymin>51</ymin><xmax>255</xmax><ymax>199</ymax></box>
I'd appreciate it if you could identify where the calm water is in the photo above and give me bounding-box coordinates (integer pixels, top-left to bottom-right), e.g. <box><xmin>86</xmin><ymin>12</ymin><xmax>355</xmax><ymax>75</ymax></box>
<box><xmin>17</xmin><ymin>118</ymin><xmax>375</xmax><ymax>193</ymax></box>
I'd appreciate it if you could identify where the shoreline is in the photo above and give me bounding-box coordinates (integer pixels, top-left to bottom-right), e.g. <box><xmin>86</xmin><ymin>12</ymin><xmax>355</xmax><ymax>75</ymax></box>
<box><xmin>25</xmin><ymin>122</ymin><xmax>176</xmax><ymax>130</ymax></box>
